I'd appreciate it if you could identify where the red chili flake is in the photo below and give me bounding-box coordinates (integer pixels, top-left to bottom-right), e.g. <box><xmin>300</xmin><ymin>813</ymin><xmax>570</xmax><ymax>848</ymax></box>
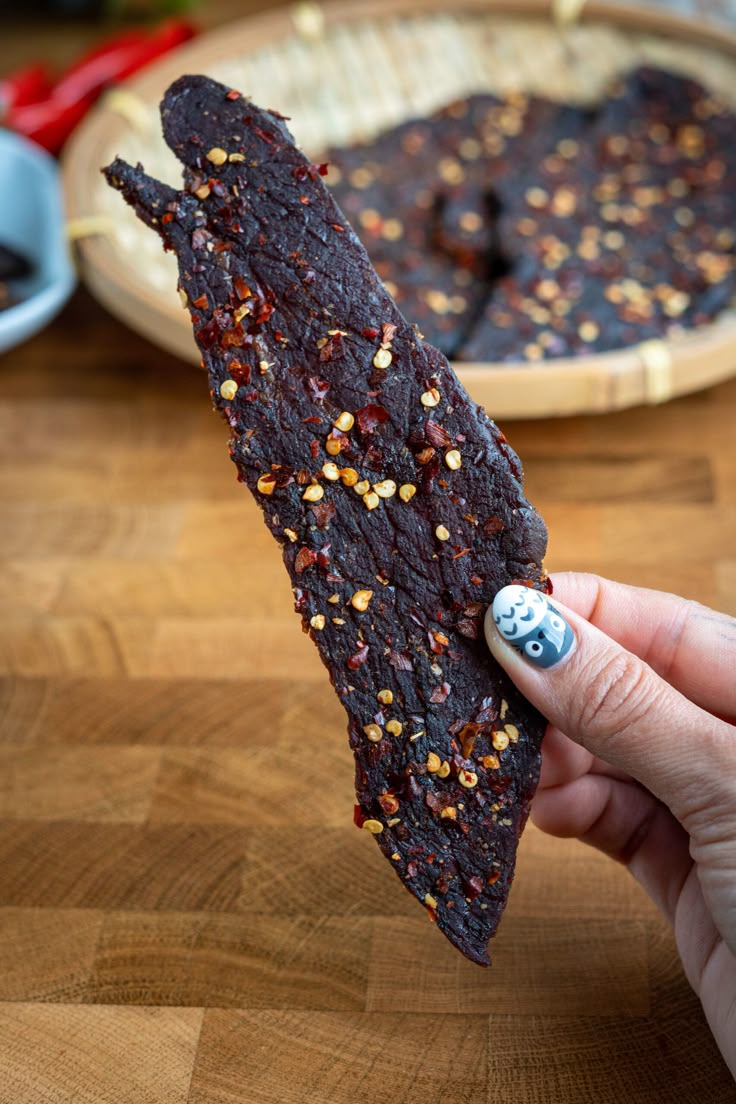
<box><xmin>254</xmin><ymin>296</ymin><xmax>274</xmax><ymax>325</ymax></box>
<box><xmin>302</xmin><ymin>415</ymin><xmax>322</xmax><ymax>424</ymax></box>
<box><xmin>428</xmin><ymin>631</ymin><xmax>444</xmax><ymax>656</ymax></box>
<box><xmin>316</xmin><ymin>543</ymin><xmax>331</xmax><ymax>568</ymax></box>
<box><xmin>253</xmin><ymin>125</ymin><xmax>276</xmax><ymax>145</ymax></box>
<box><xmin>295</xmin><ymin>469</ymin><xmax>311</xmax><ymax>485</ymax></box>
<box><xmin>309</xmin><ymin>439</ymin><xmax>320</xmax><ymax>459</ymax></box>
<box><xmin>332</xmin><ymin>223</ymin><xmax>345</xmax><ymax>232</ymax></box>
<box><xmin>191</xmin><ymin>293</ymin><xmax>208</xmax><ymax>309</ymax></box>
<box><xmin>294</xmin><ymin>547</ymin><xmax>317</xmax><ymax>575</ymax></box>
<box><xmin>452</xmin><ymin>548</ymin><xmax>471</xmax><ymax>560</ymax></box>
<box><xmin>161</xmin><ymin>212</ymin><xmax>174</xmax><ymax>225</ymax></box>
<box><xmin>425</xmin><ymin>421</ymin><xmax>453</xmax><ymax>449</ymax></box>
<box><xmin>541</xmin><ymin>575</ymin><xmax>554</xmax><ymax>595</ymax></box>
<box><xmin>319</xmin><ymin>333</ymin><xmax>345</xmax><ymax>362</ymax></box>
<box><xmin>475</xmin><ymin>697</ymin><xmax>498</xmax><ymax>724</ymax></box>
<box><xmin>226</xmin><ymin>89</ymin><xmax>240</xmax><ymax>100</ymax></box>
<box><xmin>459</xmin><ymin>723</ymin><xmax>482</xmax><ymax>759</ymax></box>
<box><xmin>470</xmin><ymin>575</ymin><xmax>483</xmax><ymax>586</ymax></box>
<box><xmin>362</xmin><ymin>327</ymin><xmax>380</xmax><ymax>339</ymax></box>
<box><xmin>381</xmin><ymin>322</ymin><xmax>397</xmax><ymax>344</ymax></box>
<box><xmin>425</xmin><ymin>791</ymin><xmax>443</xmax><ymax>814</ymax></box>
<box><xmin>347</xmin><ymin>644</ymin><xmax>370</xmax><ymax>670</ymax></box>
<box><xmin>221</xmin><ymin>324</ymin><xmax>245</xmax><ymax>348</ymax></box>
<box><xmin>429</xmin><ymin>682</ymin><xmax>451</xmax><ymax>704</ymax></box>
<box><xmin>465</xmin><ymin>876</ymin><xmax>484</xmax><ymax>901</ymax></box>
<box><xmin>212</xmin><ymin>241</ymin><xmax>231</xmax><ymax>254</ymax></box>
<box><xmin>300</xmin><ymin>195</ymin><xmax>310</xmax><ymax>205</ymax></box>
<box><xmin>353</xmin><ymin>804</ymin><xmax>366</xmax><ymax>829</ymax></box>
<box><xmin>483</xmin><ymin>517</ymin><xmax>505</xmax><ymax>535</ymax></box>
<box><xmin>196</xmin><ymin>318</ymin><xmax>220</xmax><ymax>349</ymax></box>
<box><xmin>307</xmin><ymin>377</ymin><xmax>330</xmax><ymax>403</ymax></box>
<box><xmin>510</xmin><ymin>578</ymin><xmax>534</xmax><ymax>589</ymax></box>
<box><xmin>318</xmin><ymin>163</ymin><xmax>329</xmax><ymax>176</ymax></box>
<box><xmin>406</xmin><ymin>861</ymin><xmax>418</xmax><ymax>879</ymax></box>
<box><xmin>416</xmin><ymin>447</ymin><xmax>436</xmax><ymax>465</ymax></box>
<box><xmin>233</xmin><ymin>277</ymin><xmax>251</xmax><ymax>300</ymax></box>
<box><xmin>228</xmin><ymin>361</ymin><xmax>251</xmax><ymax>385</ymax></box>
<box><xmin>487</xmin><ymin>870</ymin><xmax>501</xmax><ymax>886</ymax></box>
<box><xmin>389</xmin><ymin>650</ymin><xmax>413</xmax><ymax>672</ymax></box>
<box><xmin>464</xmin><ymin>602</ymin><xmax>484</xmax><ymax>617</ymax></box>
<box><xmin>456</xmin><ymin>619</ymin><xmax>478</xmax><ymax>640</ymax></box>
<box><xmin>191</xmin><ymin>227</ymin><xmax>211</xmax><ymax>250</ymax></box>
<box><xmin>355</xmin><ymin>403</ymin><xmax>390</xmax><ymax>434</ymax></box>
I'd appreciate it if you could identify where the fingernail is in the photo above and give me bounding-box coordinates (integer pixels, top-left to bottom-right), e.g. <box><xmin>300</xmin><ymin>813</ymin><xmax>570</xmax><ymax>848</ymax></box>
<box><xmin>490</xmin><ymin>584</ymin><xmax>575</xmax><ymax>669</ymax></box>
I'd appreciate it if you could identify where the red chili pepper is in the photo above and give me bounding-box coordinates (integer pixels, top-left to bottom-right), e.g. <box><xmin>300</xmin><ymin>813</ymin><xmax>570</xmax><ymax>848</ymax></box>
<box><xmin>0</xmin><ymin>63</ymin><xmax>51</xmax><ymax>114</ymax></box>
<box><xmin>5</xmin><ymin>18</ymin><xmax>197</xmax><ymax>155</ymax></box>
<box><xmin>52</xmin><ymin>19</ymin><xmax>196</xmax><ymax>105</ymax></box>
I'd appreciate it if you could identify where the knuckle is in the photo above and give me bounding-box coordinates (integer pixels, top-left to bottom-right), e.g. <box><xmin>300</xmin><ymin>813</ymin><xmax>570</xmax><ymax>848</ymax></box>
<box><xmin>573</xmin><ymin>650</ymin><xmax>654</xmax><ymax>743</ymax></box>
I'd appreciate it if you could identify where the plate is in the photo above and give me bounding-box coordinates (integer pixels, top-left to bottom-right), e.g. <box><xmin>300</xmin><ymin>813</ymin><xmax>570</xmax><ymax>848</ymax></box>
<box><xmin>0</xmin><ymin>129</ymin><xmax>76</xmax><ymax>355</ymax></box>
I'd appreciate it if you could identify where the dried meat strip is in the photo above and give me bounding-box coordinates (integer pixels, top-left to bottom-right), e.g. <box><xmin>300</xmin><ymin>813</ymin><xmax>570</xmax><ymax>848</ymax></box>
<box><xmin>104</xmin><ymin>74</ymin><xmax>549</xmax><ymax>965</ymax></box>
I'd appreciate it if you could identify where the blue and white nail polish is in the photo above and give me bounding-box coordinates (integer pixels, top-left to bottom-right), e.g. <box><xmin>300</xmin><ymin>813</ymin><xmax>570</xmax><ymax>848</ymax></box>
<box><xmin>491</xmin><ymin>584</ymin><xmax>575</xmax><ymax>669</ymax></box>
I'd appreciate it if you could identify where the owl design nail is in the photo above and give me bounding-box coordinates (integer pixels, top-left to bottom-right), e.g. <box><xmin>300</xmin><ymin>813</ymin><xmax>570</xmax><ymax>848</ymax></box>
<box><xmin>491</xmin><ymin>585</ymin><xmax>575</xmax><ymax>669</ymax></box>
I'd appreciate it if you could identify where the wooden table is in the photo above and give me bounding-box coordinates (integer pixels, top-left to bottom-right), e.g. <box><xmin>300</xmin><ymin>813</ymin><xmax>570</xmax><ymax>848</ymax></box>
<box><xmin>2</xmin><ymin>8</ymin><xmax>736</xmax><ymax>1103</ymax></box>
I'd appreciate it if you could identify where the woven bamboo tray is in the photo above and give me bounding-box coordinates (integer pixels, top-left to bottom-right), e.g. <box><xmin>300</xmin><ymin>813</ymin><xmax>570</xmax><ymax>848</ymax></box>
<box><xmin>63</xmin><ymin>0</ymin><xmax>736</xmax><ymax>418</ymax></box>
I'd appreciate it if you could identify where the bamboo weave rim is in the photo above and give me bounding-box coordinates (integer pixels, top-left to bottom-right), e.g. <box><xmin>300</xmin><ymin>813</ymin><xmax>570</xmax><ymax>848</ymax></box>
<box><xmin>62</xmin><ymin>0</ymin><xmax>736</xmax><ymax>418</ymax></box>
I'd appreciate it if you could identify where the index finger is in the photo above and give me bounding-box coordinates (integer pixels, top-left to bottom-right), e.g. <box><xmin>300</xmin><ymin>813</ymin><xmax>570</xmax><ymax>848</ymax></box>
<box><xmin>549</xmin><ymin>572</ymin><xmax>736</xmax><ymax>720</ymax></box>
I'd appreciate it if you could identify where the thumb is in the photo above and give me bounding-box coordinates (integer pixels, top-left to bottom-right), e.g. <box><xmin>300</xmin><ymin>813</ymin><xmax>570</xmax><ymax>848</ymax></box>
<box><xmin>484</xmin><ymin>584</ymin><xmax>731</xmax><ymax>822</ymax></box>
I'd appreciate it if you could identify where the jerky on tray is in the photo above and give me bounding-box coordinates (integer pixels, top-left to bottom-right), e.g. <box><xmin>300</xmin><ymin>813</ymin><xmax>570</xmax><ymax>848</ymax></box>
<box><xmin>105</xmin><ymin>75</ymin><xmax>549</xmax><ymax>965</ymax></box>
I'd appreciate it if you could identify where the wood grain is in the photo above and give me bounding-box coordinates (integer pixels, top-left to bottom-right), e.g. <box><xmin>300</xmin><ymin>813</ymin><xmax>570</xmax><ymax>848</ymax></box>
<box><xmin>2</xmin><ymin>4</ymin><xmax>736</xmax><ymax>1091</ymax></box>
<box><xmin>0</xmin><ymin>1005</ymin><xmax>203</xmax><ymax>1104</ymax></box>
<box><xmin>188</xmin><ymin>1009</ymin><xmax>488</xmax><ymax>1104</ymax></box>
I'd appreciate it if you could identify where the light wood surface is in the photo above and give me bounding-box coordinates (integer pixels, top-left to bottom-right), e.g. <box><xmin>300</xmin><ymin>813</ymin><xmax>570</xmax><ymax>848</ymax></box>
<box><xmin>2</xmin><ymin>284</ymin><xmax>736</xmax><ymax>1102</ymax></box>
<box><xmin>62</xmin><ymin>0</ymin><xmax>736</xmax><ymax>417</ymax></box>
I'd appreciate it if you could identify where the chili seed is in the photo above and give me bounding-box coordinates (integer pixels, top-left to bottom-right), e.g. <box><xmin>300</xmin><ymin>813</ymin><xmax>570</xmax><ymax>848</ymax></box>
<box><xmin>421</xmin><ymin>388</ymin><xmax>440</xmax><ymax>408</ymax></box>
<box><xmin>492</xmin><ymin>731</ymin><xmax>510</xmax><ymax>751</ymax></box>
<box><xmin>206</xmin><ymin>147</ymin><xmax>228</xmax><ymax>165</ymax></box>
<box><xmin>435</xmin><ymin>525</ymin><xmax>450</xmax><ymax>541</ymax></box>
<box><xmin>351</xmin><ymin>589</ymin><xmax>373</xmax><ymax>611</ymax></box>
<box><xmin>362</xmin><ymin>819</ymin><xmax>384</xmax><ymax>834</ymax></box>
<box><xmin>399</xmin><ymin>484</ymin><xmax>417</xmax><ymax>503</ymax></box>
<box><xmin>458</xmin><ymin>769</ymin><xmax>478</xmax><ymax>789</ymax></box>
<box><xmin>334</xmin><ymin>411</ymin><xmax>354</xmax><ymax>432</ymax></box>
<box><xmin>437</xmin><ymin>760</ymin><xmax>451</xmax><ymax>778</ymax></box>
<box><xmin>310</xmin><ymin>614</ymin><xmax>326</xmax><ymax>630</ymax></box>
<box><xmin>363</xmin><ymin>491</ymin><xmax>380</xmax><ymax>510</ymax></box>
<box><xmin>373</xmin><ymin>348</ymin><xmax>393</xmax><ymax>369</ymax></box>
<box><xmin>445</xmin><ymin>450</ymin><xmax>462</xmax><ymax>470</ymax></box>
<box><xmin>424</xmin><ymin>893</ymin><xmax>438</xmax><ymax>909</ymax></box>
<box><xmin>322</xmin><ymin>462</ymin><xmax>340</xmax><ymax>481</ymax></box>
<box><xmin>302</xmin><ymin>484</ymin><xmax>325</xmax><ymax>503</ymax></box>
<box><xmin>363</xmin><ymin>724</ymin><xmax>383</xmax><ymax>743</ymax></box>
<box><xmin>256</xmin><ymin>474</ymin><xmax>277</xmax><ymax>495</ymax></box>
<box><xmin>377</xmin><ymin>689</ymin><xmax>394</xmax><ymax>705</ymax></box>
<box><xmin>219</xmin><ymin>379</ymin><xmax>238</xmax><ymax>401</ymax></box>
<box><xmin>385</xmin><ymin>719</ymin><xmax>403</xmax><ymax>736</ymax></box>
<box><xmin>354</xmin><ymin>480</ymin><xmax>370</xmax><ymax>495</ymax></box>
<box><xmin>374</xmin><ymin>479</ymin><xmax>397</xmax><ymax>498</ymax></box>
<box><xmin>426</xmin><ymin>752</ymin><xmax>442</xmax><ymax>773</ymax></box>
<box><xmin>340</xmin><ymin>468</ymin><xmax>359</xmax><ymax>487</ymax></box>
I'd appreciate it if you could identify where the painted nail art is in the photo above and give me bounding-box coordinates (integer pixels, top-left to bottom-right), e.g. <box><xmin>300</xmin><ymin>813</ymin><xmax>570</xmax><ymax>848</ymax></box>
<box><xmin>491</xmin><ymin>584</ymin><xmax>574</xmax><ymax>669</ymax></box>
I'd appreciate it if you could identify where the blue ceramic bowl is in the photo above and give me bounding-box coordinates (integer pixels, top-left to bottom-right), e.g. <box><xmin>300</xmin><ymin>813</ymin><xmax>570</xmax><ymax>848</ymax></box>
<box><xmin>0</xmin><ymin>129</ymin><xmax>76</xmax><ymax>354</ymax></box>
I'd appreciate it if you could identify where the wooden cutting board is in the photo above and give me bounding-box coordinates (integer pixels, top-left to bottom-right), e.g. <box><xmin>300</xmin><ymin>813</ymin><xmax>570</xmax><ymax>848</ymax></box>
<box><xmin>1</xmin><ymin>284</ymin><xmax>735</xmax><ymax>1103</ymax></box>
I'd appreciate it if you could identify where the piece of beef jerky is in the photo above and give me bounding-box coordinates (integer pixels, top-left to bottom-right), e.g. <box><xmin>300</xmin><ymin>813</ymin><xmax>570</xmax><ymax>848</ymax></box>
<box><xmin>104</xmin><ymin>74</ymin><xmax>549</xmax><ymax>966</ymax></box>
<box><xmin>326</xmin><ymin>67</ymin><xmax>736</xmax><ymax>362</ymax></box>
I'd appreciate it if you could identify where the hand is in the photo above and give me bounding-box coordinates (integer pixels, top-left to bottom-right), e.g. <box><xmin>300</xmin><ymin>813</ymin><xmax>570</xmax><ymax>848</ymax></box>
<box><xmin>485</xmin><ymin>573</ymin><xmax>736</xmax><ymax>1078</ymax></box>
